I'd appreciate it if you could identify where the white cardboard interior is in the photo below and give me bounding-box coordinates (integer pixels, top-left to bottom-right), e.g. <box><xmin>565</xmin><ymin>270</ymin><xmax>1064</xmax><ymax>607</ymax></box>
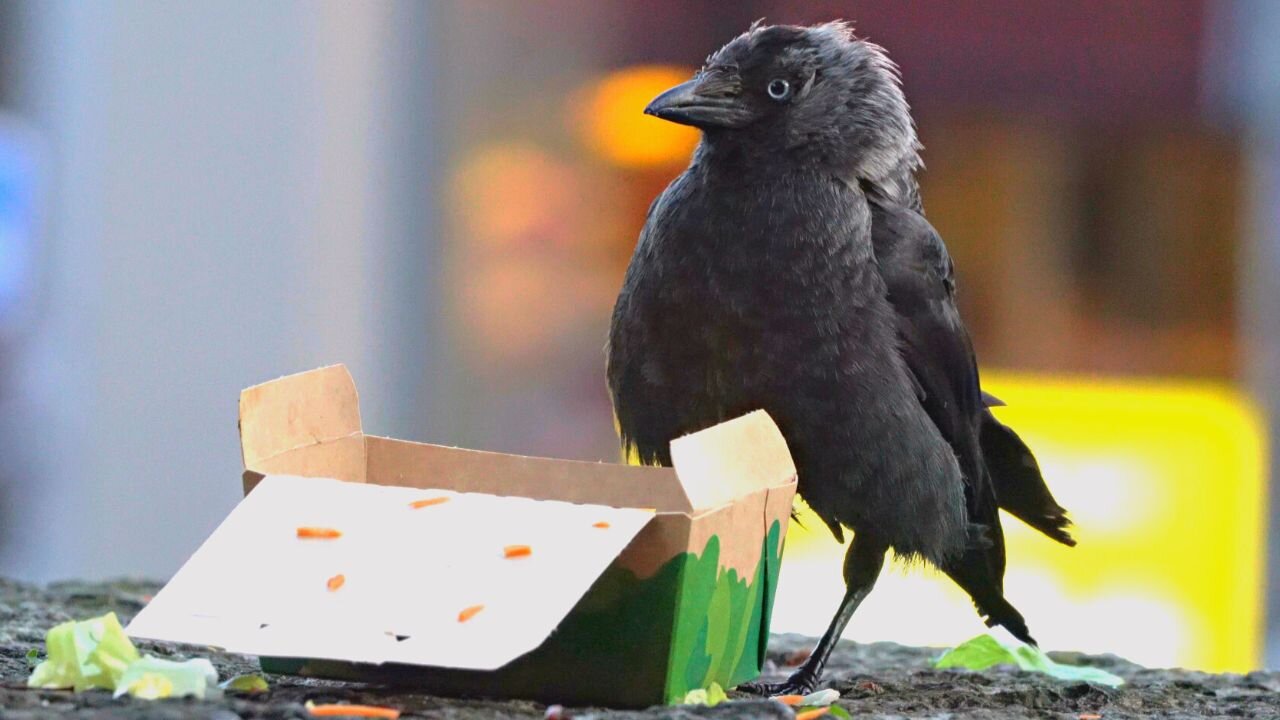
<box><xmin>126</xmin><ymin>475</ymin><xmax>654</xmax><ymax>670</ymax></box>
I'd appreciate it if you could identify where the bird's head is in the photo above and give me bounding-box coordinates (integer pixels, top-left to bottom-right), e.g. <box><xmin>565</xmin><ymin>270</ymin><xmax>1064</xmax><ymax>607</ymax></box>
<box><xmin>645</xmin><ymin>21</ymin><xmax>920</xmax><ymax>179</ymax></box>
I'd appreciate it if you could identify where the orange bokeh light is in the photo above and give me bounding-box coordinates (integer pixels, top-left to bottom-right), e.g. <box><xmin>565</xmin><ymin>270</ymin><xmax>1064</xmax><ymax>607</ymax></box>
<box><xmin>575</xmin><ymin>65</ymin><xmax>700</xmax><ymax>169</ymax></box>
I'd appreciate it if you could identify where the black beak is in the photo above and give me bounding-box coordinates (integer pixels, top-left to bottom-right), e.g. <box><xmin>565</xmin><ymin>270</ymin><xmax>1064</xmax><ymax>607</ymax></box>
<box><xmin>644</xmin><ymin>76</ymin><xmax>752</xmax><ymax>130</ymax></box>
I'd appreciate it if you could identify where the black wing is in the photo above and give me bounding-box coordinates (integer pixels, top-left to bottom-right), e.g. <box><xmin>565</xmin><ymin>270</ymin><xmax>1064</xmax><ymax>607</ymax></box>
<box><xmin>866</xmin><ymin>183</ymin><xmax>1074</xmax><ymax>545</ymax></box>
<box><xmin>607</xmin><ymin>195</ymin><xmax>677</xmax><ymax>467</ymax></box>
<box><xmin>866</xmin><ymin>182</ymin><xmax>1049</xmax><ymax>643</ymax></box>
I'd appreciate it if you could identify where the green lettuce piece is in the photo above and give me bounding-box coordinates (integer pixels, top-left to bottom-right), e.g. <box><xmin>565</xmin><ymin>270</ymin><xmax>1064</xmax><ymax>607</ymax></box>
<box><xmin>114</xmin><ymin>656</ymin><xmax>219</xmax><ymax>700</ymax></box>
<box><xmin>935</xmin><ymin>634</ymin><xmax>1008</xmax><ymax>671</ymax></box>
<box><xmin>84</xmin><ymin>616</ymin><xmax>142</xmax><ymax>689</ymax></box>
<box><xmin>221</xmin><ymin>673</ymin><xmax>269</xmax><ymax>693</ymax></box>
<box><xmin>681</xmin><ymin>682</ymin><xmax>727</xmax><ymax>707</ymax></box>
<box><xmin>935</xmin><ymin>633</ymin><xmax>1124</xmax><ymax>687</ymax></box>
<box><xmin>681</xmin><ymin>688</ymin><xmax>708</xmax><ymax>705</ymax></box>
<box><xmin>28</xmin><ymin>612</ymin><xmax>141</xmax><ymax>691</ymax></box>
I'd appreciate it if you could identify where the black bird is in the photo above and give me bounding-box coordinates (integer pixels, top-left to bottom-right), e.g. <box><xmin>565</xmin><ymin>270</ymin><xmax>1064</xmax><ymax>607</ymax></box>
<box><xmin>606</xmin><ymin>21</ymin><xmax>1074</xmax><ymax>694</ymax></box>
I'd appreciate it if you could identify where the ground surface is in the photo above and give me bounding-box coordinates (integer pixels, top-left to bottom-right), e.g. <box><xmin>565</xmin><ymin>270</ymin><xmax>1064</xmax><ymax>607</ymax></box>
<box><xmin>1</xmin><ymin>579</ymin><xmax>1277</xmax><ymax>719</ymax></box>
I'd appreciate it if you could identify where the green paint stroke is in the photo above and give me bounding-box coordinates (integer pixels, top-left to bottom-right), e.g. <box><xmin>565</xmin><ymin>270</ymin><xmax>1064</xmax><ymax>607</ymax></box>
<box><xmin>665</xmin><ymin>519</ymin><xmax>784</xmax><ymax>703</ymax></box>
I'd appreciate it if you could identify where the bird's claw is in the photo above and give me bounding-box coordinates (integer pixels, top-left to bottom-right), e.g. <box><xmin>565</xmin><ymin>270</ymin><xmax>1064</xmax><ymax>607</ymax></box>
<box><xmin>737</xmin><ymin>671</ymin><xmax>819</xmax><ymax>698</ymax></box>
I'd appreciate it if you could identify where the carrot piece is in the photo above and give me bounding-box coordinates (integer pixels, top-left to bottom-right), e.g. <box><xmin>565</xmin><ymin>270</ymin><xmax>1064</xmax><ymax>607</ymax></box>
<box><xmin>305</xmin><ymin>702</ymin><xmax>400</xmax><ymax>718</ymax></box>
<box><xmin>774</xmin><ymin>694</ymin><xmax>805</xmax><ymax>706</ymax></box>
<box><xmin>458</xmin><ymin>604</ymin><xmax>485</xmax><ymax>622</ymax></box>
<box><xmin>503</xmin><ymin>544</ymin><xmax>532</xmax><ymax>558</ymax></box>
<box><xmin>326</xmin><ymin>574</ymin><xmax>345</xmax><ymax>591</ymax></box>
<box><xmin>409</xmin><ymin>496</ymin><xmax>449</xmax><ymax>509</ymax></box>
<box><xmin>1079</xmin><ymin>715</ymin><xmax>1102</xmax><ymax>720</ymax></box>
<box><xmin>795</xmin><ymin>709</ymin><xmax>830</xmax><ymax>720</ymax></box>
<box><xmin>297</xmin><ymin>527</ymin><xmax>342</xmax><ymax>539</ymax></box>
<box><xmin>592</xmin><ymin>521</ymin><xmax>610</xmax><ymax>529</ymax></box>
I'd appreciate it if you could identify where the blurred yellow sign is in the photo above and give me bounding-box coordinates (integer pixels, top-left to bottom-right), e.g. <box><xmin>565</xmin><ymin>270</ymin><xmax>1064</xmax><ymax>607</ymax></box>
<box><xmin>771</xmin><ymin>373</ymin><xmax>1268</xmax><ymax>672</ymax></box>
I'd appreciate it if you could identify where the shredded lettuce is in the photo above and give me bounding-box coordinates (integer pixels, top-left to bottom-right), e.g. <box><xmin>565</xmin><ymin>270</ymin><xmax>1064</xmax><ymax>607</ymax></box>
<box><xmin>114</xmin><ymin>656</ymin><xmax>219</xmax><ymax>700</ymax></box>
<box><xmin>27</xmin><ymin>612</ymin><xmax>140</xmax><ymax>691</ymax></box>
<box><xmin>681</xmin><ymin>681</ymin><xmax>728</xmax><ymax>706</ymax></box>
<box><xmin>221</xmin><ymin>673</ymin><xmax>270</xmax><ymax>693</ymax></box>
<box><xmin>27</xmin><ymin>612</ymin><xmax>221</xmax><ymax>700</ymax></box>
<box><xmin>935</xmin><ymin>633</ymin><xmax>1124</xmax><ymax>687</ymax></box>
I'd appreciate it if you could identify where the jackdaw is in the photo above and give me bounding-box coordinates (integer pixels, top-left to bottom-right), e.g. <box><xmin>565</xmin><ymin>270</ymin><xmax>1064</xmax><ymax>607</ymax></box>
<box><xmin>606</xmin><ymin>21</ymin><xmax>1074</xmax><ymax>694</ymax></box>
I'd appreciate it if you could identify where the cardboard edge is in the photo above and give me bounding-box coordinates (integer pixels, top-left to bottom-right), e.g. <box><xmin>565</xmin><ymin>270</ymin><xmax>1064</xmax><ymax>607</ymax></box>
<box><xmin>241</xmin><ymin>434</ymin><xmax>371</xmax><ymax>493</ymax></box>
<box><xmin>243</xmin><ymin>470</ymin><xmax>263</xmax><ymax>495</ymax></box>
<box><xmin>239</xmin><ymin>364</ymin><xmax>364</xmax><ymax>473</ymax></box>
<box><xmin>363</xmin><ymin>434</ymin><xmax>694</xmax><ymax>513</ymax></box>
<box><xmin>668</xmin><ymin>410</ymin><xmax>797</xmax><ymax>513</ymax></box>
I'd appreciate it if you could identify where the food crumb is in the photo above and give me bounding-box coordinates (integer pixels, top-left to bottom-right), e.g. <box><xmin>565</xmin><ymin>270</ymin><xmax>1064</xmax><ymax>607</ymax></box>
<box><xmin>458</xmin><ymin>604</ymin><xmax>485</xmax><ymax>623</ymax></box>
<box><xmin>592</xmin><ymin>521</ymin><xmax>610</xmax><ymax>529</ymax></box>
<box><xmin>296</xmin><ymin>527</ymin><xmax>342</xmax><ymax>539</ymax></box>
<box><xmin>305</xmin><ymin>701</ymin><xmax>400</xmax><ymax>718</ymax></box>
<box><xmin>326</xmin><ymin>574</ymin><xmax>345</xmax><ymax>591</ymax></box>
<box><xmin>409</xmin><ymin>496</ymin><xmax>450</xmax><ymax>509</ymax></box>
<box><xmin>504</xmin><ymin>545</ymin><xmax>532</xmax><ymax>559</ymax></box>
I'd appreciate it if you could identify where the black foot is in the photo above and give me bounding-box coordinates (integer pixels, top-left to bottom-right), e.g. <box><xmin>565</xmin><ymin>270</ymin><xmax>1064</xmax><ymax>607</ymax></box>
<box><xmin>737</xmin><ymin>670</ymin><xmax>819</xmax><ymax>697</ymax></box>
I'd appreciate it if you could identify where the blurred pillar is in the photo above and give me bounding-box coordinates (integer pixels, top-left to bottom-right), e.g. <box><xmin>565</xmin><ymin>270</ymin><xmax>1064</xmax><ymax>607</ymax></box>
<box><xmin>0</xmin><ymin>1</ymin><xmax>445</xmax><ymax>582</ymax></box>
<box><xmin>1207</xmin><ymin>0</ymin><xmax>1280</xmax><ymax>668</ymax></box>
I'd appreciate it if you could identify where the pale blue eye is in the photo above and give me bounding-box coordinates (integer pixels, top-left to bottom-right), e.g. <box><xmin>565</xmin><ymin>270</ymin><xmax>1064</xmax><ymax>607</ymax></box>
<box><xmin>767</xmin><ymin>78</ymin><xmax>791</xmax><ymax>101</ymax></box>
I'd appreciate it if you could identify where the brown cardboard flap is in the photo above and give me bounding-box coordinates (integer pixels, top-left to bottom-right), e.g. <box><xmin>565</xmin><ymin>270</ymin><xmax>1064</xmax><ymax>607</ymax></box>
<box><xmin>669</xmin><ymin>410</ymin><xmax>797</xmax><ymax>512</ymax></box>
<box><xmin>242</xmin><ymin>435</ymin><xmax>369</xmax><ymax>494</ymax></box>
<box><xmin>685</xmin><ymin>487</ymin><xmax>773</xmax><ymax>579</ymax></box>
<box><xmin>364</xmin><ymin>436</ymin><xmax>692</xmax><ymax>512</ymax></box>
<box><xmin>240</xmin><ymin>365</ymin><xmax>364</xmax><ymax>472</ymax></box>
<box><xmin>613</xmin><ymin>513</ymin><xmax>693</xmax><ymax>579</ymax></box>
<box><xmin>763</xmin><ymin>484</ymin><xmax>795</xmax><ymax>541</ymax></box>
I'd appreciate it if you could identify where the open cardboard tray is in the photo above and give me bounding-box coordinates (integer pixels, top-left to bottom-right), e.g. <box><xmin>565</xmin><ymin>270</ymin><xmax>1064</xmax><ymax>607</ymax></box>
<box><xmin>127</xmin><ymin>365</ymin><xmax>798</xmax><ymax>707</ymax></box>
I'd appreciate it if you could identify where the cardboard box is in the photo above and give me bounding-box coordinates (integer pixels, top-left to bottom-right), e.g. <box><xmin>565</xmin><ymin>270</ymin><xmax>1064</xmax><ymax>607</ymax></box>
<box><xmin>127</xmin><ymin>365</ymin><xmax>798</xmax><ymax>707</ymax></box>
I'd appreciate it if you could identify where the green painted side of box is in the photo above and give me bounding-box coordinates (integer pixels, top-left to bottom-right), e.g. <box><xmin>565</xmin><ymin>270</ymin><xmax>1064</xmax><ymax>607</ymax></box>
<box><xmin>661</xmin><ymin>519</ymin><xmax>783</xmax><ymax>702</ymax></box>
<box><xmin>260</xmin><ymin>520</ymin><xmax>784</xmax><ymax>708</ymax></box>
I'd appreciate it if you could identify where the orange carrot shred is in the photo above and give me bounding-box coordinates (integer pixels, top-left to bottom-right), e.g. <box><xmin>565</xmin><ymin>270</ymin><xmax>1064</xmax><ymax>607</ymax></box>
<box><xmin>1079</xmin><ymin>715</ymin><xmax>1102</xmax><ymax>720</ymax></box>
<box><xmin>795</xmin><ymin>709</ymin><xmax>830</xmax><ymax>720</ymax></box>
<box><xmin>458</xmin><ymin>604</ymin><xmax>485</xmax><ymax>622</ymax></box>
<box><xmin>503</xmin><ymin>545</ymin><xmax>532</xmax><ymax>558</ymax></box>
<box><xmin>306</xmin><ymin>702</ymin><xmax>400</xmax><ymax>718</ymax></box>
<box><xmin>592</xmin><ymin>521</ymin><xmax>610</xmax><ymax>529</ymax></box>
<box><xmin>326</xmin><ymin>574</ymin><xmax>345</xmax><ymax>591</ymax></box>
<box><xmin>409</xmin><ymin>496</ymin><xmax>449</xmax><ymax>509</ymax></box>
<box><xmin>774</xmin><ymin>694</ymin><xmax>805</xmax><ymax>705</ymax></box>
<box><xmin>297</xmin><ymin>527</ymin><xmax>342</xmax><ymax>539</ymax></box>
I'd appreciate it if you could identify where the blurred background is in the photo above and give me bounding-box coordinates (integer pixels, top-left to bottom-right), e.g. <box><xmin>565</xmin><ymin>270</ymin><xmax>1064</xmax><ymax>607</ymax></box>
<box><xmin>0</xmin><ymin>0</ymin><xmax>1276</xmax><ymax>672</ymax></box>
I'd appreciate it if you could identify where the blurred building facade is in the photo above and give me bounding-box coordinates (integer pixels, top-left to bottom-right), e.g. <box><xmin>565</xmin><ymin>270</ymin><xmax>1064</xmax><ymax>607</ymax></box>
<box><xmin>0</xmin><ymin>1</ymin><xmax>448</xmax><ymax>580</ymax></box>
<box><xmin>0</xmin><ymin>0</ymin><xmax>1277</xmax><ymax>670</ymax></box>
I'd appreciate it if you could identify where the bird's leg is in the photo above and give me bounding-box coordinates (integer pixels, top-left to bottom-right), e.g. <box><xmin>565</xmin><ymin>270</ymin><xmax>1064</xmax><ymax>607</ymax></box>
<box><xmin>739</xmin><ymin>537</ymin><xmax>887</xmax><ymax>697</ymax></box>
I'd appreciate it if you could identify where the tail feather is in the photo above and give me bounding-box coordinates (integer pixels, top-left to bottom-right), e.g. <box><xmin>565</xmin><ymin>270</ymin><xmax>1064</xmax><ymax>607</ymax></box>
<box><xmin>944</xmin><ymin>545</ymin><xmax>1037</xmax><ymax>646</ymax></box>
<box><xmin>980</xmin><ymin>410</ymin><xmax>1076</xmax><ymax>547</ymax></box>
